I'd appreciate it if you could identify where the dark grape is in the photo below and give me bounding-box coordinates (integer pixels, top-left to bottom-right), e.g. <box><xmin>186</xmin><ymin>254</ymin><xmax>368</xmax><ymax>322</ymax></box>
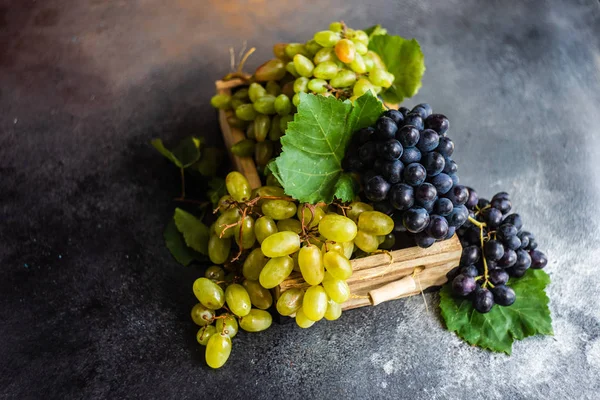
<box><xmin>393</xmin><ymin>216</ymin><xmax>408</xmax><ymax>233</ymax></box>
<box><xmin>436</xmin><ymin>137</ymin><xmax>454</xmax><ymax>157</ymax></box>
<box><xmin>375</xmin><ymin>117</ymin><xmax>398</xmax><ymax>140</ymax></box>
<box><xmin>379</xmin><ymin>160</ymin><xmax>404</xmax><ymax>184</ymax></box>
<box><xmin>373</xmin><ymin>200</ymin><xmax>395</xmax><ymax>216</ymax></box>
<box><xmin>356</xmin><ymin>127</ymin><xmax>375</xmax><ymax>144</ymax></box>
<box><xmin>530</xmin><ymin>250</ymin><xmax>548</xmax><ymax>269</ymax></box>
<box><xmin>452</xmin><ymin>274</ymin><xmax>476</xmax><ymax>296</ymax></box>
<box><xmin>427</xmin><ymin>215</ymin><xmax>449</xmax><ymax>239</ymax></box>
<box><xmin>508</xmin><ymin>266</ymin><xmax>528</xmax><ymax>278</ymax></box>
<box><xmin>344</xmin><ymin>155</ymin><xmax>364</xmax><ymax>172</ymax></box>
<box><xmin>503</xmin><ymin>213</ymin><xmax>523</xmax><ymax>231</ymax></box>
<box><xmin>410</xmin><ymin>106</ymin><xmax>428</xmax><ymax>119</ymax></box>
<box><xmin>434</xmin><ymin>197</ymin><xmax>454</xmax><ymax>216</ymax></box>
<box><xmin>491</xmin><ymin>285</ymin><xmax>516</xmax><ymax>306</ymax></box>
<box><xmin>489</xmin><ymin>270</ymin><xmax>509</xmax><ymax>286</ymax></box>
<box><xmin>481</xmin><ymin>208</ymin><xmax>503</xmax><ymax>229</ymax></box>
<box><xmin>477</xmin><ymin>198</ymin><xmax>490</xmax><ymax>209</ymax></box>
<box><xmin>379</xmin><ymin>139</ymin><xmax>403</xmax><ymax>161</ymax></box>
<box><xmin>422</xmin><ymin>152</ymin><xmax>445</xmax><ymax>176</ymax></box>
<box><xmin>402</xmin><ymin>207</ymin><xmax>430</xmax><ymax>233</ymax></box>
<box><xmin>415</xmin><ymin>232</ymin><xmax>436</xmax><ymax>248</ymax></box>
<box><xmin>445</xmin><ymin>226</ymin><xmax>456</xmax><ymax>239</ymax></box>
<box><xmin>389</xmin><ymin>183</ymin><xmax>414</xmax><ymax>210</ymax></box>
<box><xmin>484</xmin><ymin>240</ymin><xmax>504</xmax><ymax>261</ymax></box>
<box><xmin>415</xmin><ymin>183</ymin><xmax>437</xmax><ymax>205</ymax></box>
<box><xmin>403</xmin><ymin>163</ymin><xmax>427</xmax><ymax>186</ymax></box>
<box><xmin>429</xmin><ymin>173</ymin><xmax>453</xmax><ymax>195</ymax></box>
<box><xmin>364</xmin><ymin>175</ymin><xmax>390</xmax><ymax>202</ymax></box>
<box><xmin>404</xmin><ymin>113</ymin><xmax>424</xmax><ymax>130</ymax></box>
<box><xmin>447</xmin><ymin>204</ymin><xmax>469</xmax><ymax>227</ymax></box>
<box><xmin>400</xmin><ymin>147</ymin><xmax>422</xmax><ymax>164</ymax></box>
<box><xmin>504</xmin><ymin>235</ymin><xmax>522</xmax><ymax>250</ymax></box>
<box><xmin>460</xmin><ymin>245</ymin><xmax>481</xmax><ymax>266</ymax></box>
<box><xmin>514</xmin><ymin>249</ymin><xmax>532</xmax><ymax>269</ymax></box>
<box><xmin>465</xmin><ymin>187</ymin><xmax>479</xmax><ymax>209</ymax></box>
<box><xmin>460</xmin><ymin>265</ymin><xmax>479</xmax><ymax>277</ymax></box>
<box><xmin>358</xmin><ymin>142</ymin><xmax>377</xmax><ymax>165</ymax></box>
<box><xmin>492</xmin><ymin>192</ymin><xmax>509</xmax><ymax>200</ymax></box>
<box><xmin>497</xmin><ymin>224</ymin><xmax>518</xmax><ymax>240</ymax></box>
<box><xmin>528</xmin><ymin>239</ymin><xmax>538</xmax><ymax>250</ymax></box>
<box><xmin>446</xmin><ymin>185</ymin><xmax>469</xmax><ymax>206</ymax></box>
<box><xmin>382</xmin><ymin>109</ymin><xmax>404</xmax><ymax>126</ymax></box>
<box><xmin>395</xmin><ymin>126</ymin><xmax>420</xmax><ymax>148</ymax></box>
<box><xmin>497</xmin><ymin>248</ymin><xmax>517</xmax><ymax>268</ymax></box>
<box><xmin>398</xmin><ymin>107</ymin><xmax>410</xmax><ymax>117</ymax></box>
<box><xmin>421</xmin><ymin>199</ymin><xmax>436</xmax><ymax>213</ymax></box>
<box><xmin>416</xmin><ymin>129</ymin><xmax>440</xmax><ymax>152</ymax></box>
<box><xmin>473</xmin><ymin>287</ymin><xmax>494</xmax><ymax>313</ymax></box>
<box><xmin>449</xmin><ymin>173</ymin><xmax>459</xmax><ymax>186</ymax></box>
<box><xmin>443</xmin><ymin>158</ymin><xmax>458</xmax><ymax>175</ymax></box>
<box><xmin>415</xmin><ymin>103</ymin><xmax>432</xmax><ymax>116</ymax></box>
<box><xmin>424</xmin><ymin>114</ymin><xmax>449</xmax><ymax>135</ymax></box>
<box><xmin>491</xmin><ymin>193</ymin><xmax>512</xmax><ymax>214</ymax></box>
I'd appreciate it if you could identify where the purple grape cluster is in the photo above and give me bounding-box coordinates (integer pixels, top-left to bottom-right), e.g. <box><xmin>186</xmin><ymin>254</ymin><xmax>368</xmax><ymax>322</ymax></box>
<box><xmin>344</xmin><ymin>104</ymin><xmax>468</xmax><ymax>248</ymax></box>
<box><xmin>451</xmin><ymin>191</ymin><xmax>548</xmax><ymax>313</ymax></box>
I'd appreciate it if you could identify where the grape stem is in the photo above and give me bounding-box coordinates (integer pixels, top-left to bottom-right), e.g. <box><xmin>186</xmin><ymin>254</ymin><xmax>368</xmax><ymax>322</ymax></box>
<box><xmin>467</xmin><ymin>216</ymin><xmax>492</xmax><ymax>288</ymax></box>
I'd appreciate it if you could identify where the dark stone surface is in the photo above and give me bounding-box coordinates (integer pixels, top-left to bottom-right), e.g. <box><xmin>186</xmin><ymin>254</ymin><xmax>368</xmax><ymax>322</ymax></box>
<box><xmin>1</xmin><ymin>0</ymin><xmax>599</xmax><ymax>398</ymax></box>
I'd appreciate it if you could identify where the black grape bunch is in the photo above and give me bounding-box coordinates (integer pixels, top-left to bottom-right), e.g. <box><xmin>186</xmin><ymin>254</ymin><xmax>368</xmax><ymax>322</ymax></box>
<box><xmin>344</xmin><ymin>103</ymin><xmax>469</xmax><ymax>248</ymax></box>
<box><xmin>452</xmin><ymin>191</ymin><xmax>549</xmax><ymax>313</ymax></box>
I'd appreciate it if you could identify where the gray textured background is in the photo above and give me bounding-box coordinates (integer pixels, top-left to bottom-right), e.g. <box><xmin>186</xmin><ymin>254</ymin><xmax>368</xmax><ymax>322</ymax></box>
<box><xmin>1</xmin><ymin>0</ymin><xmax>600</xmax><ymax>399</ymax></box>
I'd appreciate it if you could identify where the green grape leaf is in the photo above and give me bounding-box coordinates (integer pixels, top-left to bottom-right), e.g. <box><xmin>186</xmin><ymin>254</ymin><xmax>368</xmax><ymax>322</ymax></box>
<box><xmin>164</xmin><ymin>219</ymin><xmax>202</xmax><ymax>266</ymax></box>
<box><xmin>173</xmin><ymin>208</ymin><xmax>210</xmax><ymax>255</ymax></box>
<box><xmin>439</xmin><ymin>269</ymin><xmax>553</xmax><ymax>355</ymax></box>
<box><xmin>192</xmin><ymin>146</ymin><xmax>223</xmax><ymax>177</ymax></box>
<box><xmin>364</xmin><ymin>24</ymin><xmax>388</xmax><ymax>38</ymax></box>
<box><xmin>151</xmin><ymin>136</ymin><xmax>201</xmax><ymax>168</ymax></box>
<box><xmin>273</xmin><ymin>92</ymin><xmax>382</xmax><ymax>204</ymax></box>
<box><xmin>368</xmin><ymin>34</ymin><xmax>425</xmax><ymax>104</ymax></box>
<box><xmin>207</xmin><ymin>177</ymin><xmax>227</xmax><ymax>209</ymax></box>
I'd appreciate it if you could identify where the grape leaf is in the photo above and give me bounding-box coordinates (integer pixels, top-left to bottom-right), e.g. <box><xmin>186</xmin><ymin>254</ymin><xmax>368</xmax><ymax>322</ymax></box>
<box><xmin>164</xmin><ymin>219</ymin><xmax>202</xmax><ymax>266</ymax></box>
<box><xmin>192</xmin><ymin>146</ymin><xmax>223</xmax><ymax>177</ymax></box>
<box><xmin>273</xmin><ymin>91</ymin><xmax>382</xmax><ymax>204</ymax></box>
<box><xmin>207</xmin><ymin>177</ymin><xmax>227</xmax><ymax>209</ymax></box>
<box><xmin>368</xmin><ymin>34</ymin><xmax>425</xmax><ymax>104</ymax></box>
<box><xmin>439</xmin><ymin>269</ymin><xmax>553</xmax><ymax>355</ymax></box>
<box><xmin>151</xmin><ymin>136</ymin><xmax>201</xmax><ymax>168</ymax></box>
<box><xmin>364</xmin><ymin>24</ymin><xmax>387</xmax><ymax>38</ymax></box>
<box><xmin>173</xmin><ymin>208</ymin><xmax>210</xmax><ymax>255</ymax></box>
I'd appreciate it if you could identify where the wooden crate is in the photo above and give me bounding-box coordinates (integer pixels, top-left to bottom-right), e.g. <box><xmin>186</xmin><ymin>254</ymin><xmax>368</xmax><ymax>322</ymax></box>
<box><xmin>216</xmin><ymin>79</ymin><xmax>462</xmax><ymax>310</ymax></box>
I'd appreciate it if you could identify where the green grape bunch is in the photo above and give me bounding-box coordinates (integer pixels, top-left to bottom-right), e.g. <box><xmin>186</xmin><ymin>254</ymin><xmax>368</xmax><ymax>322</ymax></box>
<box><xmin>191</xmin><ymin>171</ymin><xmax>395</xmax><ymax>368</ymax></box>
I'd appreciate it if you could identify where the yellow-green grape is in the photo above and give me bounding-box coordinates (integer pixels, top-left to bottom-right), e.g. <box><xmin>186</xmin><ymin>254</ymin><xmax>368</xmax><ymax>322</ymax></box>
<box><xmin>291</xmin><ymin>250</ymin><xmax>300</xmax><ymax>271</ymax></box>
<box><xmin>246</xmin><ymin>122</ymin><xmax>256</xmax><ymax>139</ymax></box>
<box><xmin>269</xmin><ymin>115</ymin><xmax>282</xmax><ymax>141</ymax></box>
<box><xmin>357</xmin><ymin>211</ymin><xmax>394</xmax><ymax>235</ymax></box>
<box><xmin>235</xmin><ymin>103</ymin><xmax>257</xmax><ymax>121</ymax></box>
<box><xmin>254</xmin><ymin>58</ymin><xmax>287</xmax><ymax>81</ymax></box>
<box><xmin>297</xmin><ymin>203</ymin><xmax>325</xmax><ymax>228</ymax></box>
<box><xmin>313</xmin><ymin>47</ymin><xmax>336</xmax><ymax>64</ymax></box>
<box><xmin>330</xmin><ymin>69</ymin><xmax>357</xmax><ymax>88</ymax></box>
<box><xmin>217</xmin><ymin>195</ymin><xmax>233</xmax><ymax>213</ymax></box>
<box><xmin>191</xmin><ymin>303</ymin><xmax>215</xmax><ymax>326</ymax></box>
<box><xmin>248</xmin><ymin>82</ymin><xmax>267</xmax><ymax>102</ymax></box>
<box><xmin>230</xmin><ymin>97</ymin><xmax>247</xmax><ymax>110</ymax></box>
<box><xmin>367</xmin><ymin>51</ymin><xmax>386</xmax><ymax>70</ymax></box>
<box><xmin>363</xmin><ymin>52</ymin><xmax>375</xmax><ymax>72</ymax></box>
<box><xmin>253</xmin><ymin>114</ymin><xmax>270</xmax><ymax>142</ymax></box>
<box><xmin>259</xmin><ymin>255</ymin><xmax>294</xmax><ymax>289</ymax></box>
<box><xmin>234</xmin><ymin>215</ymin><xmax>256</xmax><ymax>249</ymax></box>
<box><xmin>253</xmin><ymin>95</ymin><xmax>277</xmax><ymax>115</ymax></box>
<box><xmin>285</xmin><ymin>43</ymin><xmax>309</xmax><ymax>58</ymax></box>
<box><xmin>233</xmin><ymin>87</ymin><xmax>250</xmax><ymax>100</ymax></box>
<box><xmin>208</xmin><ymin>234</ymin><xmax>231</xmax><ymax>264</ymax></box>
<box><xmin>242</xmin><ymin>247</ymin><xmax>268</xmax><ymax>281</ymax></box>
<box><xmin>254</xmin><ymin>141</ymin><xmax>273</xmax><ymax>167</ymax></box>
<box><xmin>307</xmin><ymin>78</ymin><xmax>328</xmax><ymax>94</ymax></box>
<box><xmin>216</xmin><ymin>314</ymin><xmax>238</xmax><ymax>338</ymax></box>
<box><xmin>226</xmin><ymin>171</ymin><xmax>251</xmax><ymax>202</ymax></box>
<box><xmin>225</xmin><ymin>284</ymin><xmax>252</xmax><ymax>317</ymax></box>
<box><xmin>369</xmin><ymin>68</ymin><xmax>395</xmax><ymax>88</ymax></box>
<box><xmin>302</xmin><ymin>285</ymin><xmax>328</xmax><ymax>321</ymax></box>
<box><xmin>318</xmin><ymin>214</ymin><xmax>358</xmax><ymax>242</ymax></box>
<box><xmin>348</xmin><ymin>53</ymin><xmax>367</xmax><ymax>74</ymax></box>
<box><xmin>210</xmin><ymin>94</ymin><xmax>231</xmax><ymax>110</ymax></box>
<box><xmin>295</xmin><ymin>307</ymin><xmax>315</xmax><ymax>328</ymax></box>
<box><xmin>261</xmin><ymin>231</ymin><xmax>301</xmax><ymax>257</ymax></box>
<box><xmin>274</xmin><ymin>94</ymin><xmax>292</xmax><ymax>116</ymax></box>
<box><xmin>239</xmin><ymin>309</ymin><xmax>272</xmax><ymax>332</ymax></box>
<box><xmin>293</xmin><ymin>77</ymin><xmax>309</xmax><ymax>93</ymax></box>
<box><xmin>230</xmin><ymin>139</ymin><xmax>256</xmax><ymax>157</ymax></box>
<box><xmin>205</xmin><ymin>333</ymin><xmax>231</xmax><ymax>369</ymax></box>
<box><xmin>286</xmin><ymin>61</ymin><xmax>299</xmax><ymax>77</ymax></box>
<box><xmin>313</xmin><ymin>61</ymin><xmax>339</xmax><ymax>79</ymax></box>
<box><xmin>292</xmin><ymin>93</ymin><xmax>301</xmax><ymax>107</ymax></box>
<box><xmin>353</xmin><ymin>30</ymin><xmax>369</xmax><ymax>44</ymax></box>
<box><xmin>353</xmin><ymin>41</ymin><xmax>368</xmax><ymax>56</ymax></box>
<box><xmin>193</xmin><ymin>277</ymin><xmax>225</xmax><ymax>310</ymax></box>
<box><xmin>322</xmin><ymin>271</ymin><xmax>350</xmax><ymax>303</ymax></box>
<box><xmin>243</xmin><ymin>280</ymin><xmax>273</xmax><ymax>310</ymax></box>
<box><xmin>342</xmin><ymin>241</ymin><xmax>354</xmax><ymax>259</ymax></box>
<box><xmin>196</xmin><ymin>325</ymin><xmax>216</xmax><ymax>346</ymax></box>
<box><xmin>379</xmin><ymin>233</ymin><xmax>396</xmax><ymax>250</ymax></box>
<box><xmin>265</xmin><ymin>80</ymin><xmax>281</xmax><ymax>96</ymax></box>
<box><xmin>205</xmin><ymin>265</ymin><xmax>226</xmax><ymax>281</ymax></box>
<box><xmin>279</xmin><ymin>115</ymin><xmax>294</xmax><ymax>133</ymax></box>
<box><xmin>273</xmin><ymin>43</ymin><xmax>288</xmax><ymax>60</ymax></box>
<box><xmin>329</xmin><ymin>21</ymin><xmax>343</xmax><ymax>32</ymax></box>
<box><xmin>254</xmin><ymin>216</ymin><xmax>278</xmax><ymax>244</ymax></box>
<box><xmin>321</xmin><ymin>241</ymin><xmax>343</xmax><ymax>255</ymax></box>
<box><xmin>215</xmin><ymin>208</ymin><xmax>240</xmax><ymax>238</ymax></box>
<box><xmin>298</xmin><ymin>245</ymin><xmax>325</xmax><ymax>285</ymax></box>
<box><xmin>324</xmin><ymin>299</ymin><xmax>342</xmax><ymax>321</ymax></box>
<box><xmin>293</xmin><ymin>54</ymin><xmax>315</xmax><ymax>77</ymax></box>
<box><xmin>227</xmin><ymin>115</ymin><xmax>248</xmax><ymax>130</ymax></box>
<box><xmin>353</xmin><ymin>77</ymin><xmax>378</xmax><ymax>97</ymax></box>
<box><xmin>305</xmin><ymin>39</ymin><xmax>323</xmax><ymax>56</ymax></box>
<box><xmin>314</xmin><ymin>30</ymin><xmax>340</xmax><ymax>47</ymax></box>
<box><xmin>353</xmin><ymin>230</ymin><xmax>379</xmax><ymax>253</ymax></box>
<box><xmin>262</xmin><ymin>199</ymin><xmax>297</xmax><ymax>220</ymax></box>
<box><xmin>377</xmin><ymin>235</ymin><xmax>386</xmax><ymax>245</ymax></box>
<box><xmin>277</xmin><ymin>218</ymin><xmax>303</xmax><ymax>234</ymax></box>
<box><xmin>276</xmin><ymin>288</ymin><xmax>304</xmax><ymax>316</ymax></box>
<box><xmin>322</xmin><ymin>251</ymin><xmax>353</xmax><ymax>280</ymax></box>
<box><xmin>254</xmin><ymin>185</ymin><xmax>285</xmax><ymax>202</ymax></box>
<box><xmin>334</xmin><ymin>39</ymin><xmax>356</xmax><ymax>63</ymax></box>
<box><xmin>347</xmin><ymin>201</ymin><xmax>374</xmax><ymax>222</ymax></box>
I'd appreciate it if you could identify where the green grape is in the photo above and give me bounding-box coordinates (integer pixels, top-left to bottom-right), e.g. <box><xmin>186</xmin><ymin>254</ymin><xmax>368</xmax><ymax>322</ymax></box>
<box><xmin>254</xmin><ymin>141</ymin><xmax>273</xmax><ymax>167</ymax></box>
<box><xmin>353</xmin><ymin>77</ymin><xmax>377</xmax><ymax>97</ymax></box>
<box><xmin>273</xmin><ymin>43</ymin><xmax>288</xmax><ymax>60</ymax></box>
<box><xmin>197</xmin><ymin>325</ymin><xmax>217</xmax><ymax>346</ymax></box>
<box><xmin>324</xmin><ymin>299</ymin><xmax>342</xmax><ymax>321</ymax></box>
<box><xmin>277</xmin><ymin>218</ymin><xmax>303</xmax><ymax>234</ymax></box>
<box><xmin>313</xmin><ymin>61</ymin><xmax>339</xmax><ymax>79</ymax></box>
<box><xmin>285</xmin><ymin>61</ymin><xmax>299</xmax><ymax>78</ymax></box>
<box><xmin>330</xmin><ymin>69</ymin><xmax>357</xmax><ymax>88</ymax></box>
<box><xmin>254</xmin><ymin>185</ymin><xmax>285</xmax><ymax>205</ymax></box>
<box><xmin>242</xmin><ymin>247</ymin><xmax>268</xmax><ymax>280</ymax></box>
<box><xmin>227</xmin><ymin>115</ymin><xmax>248</xmax><ymax>130</ymax></box>
<box><xmin>210</xmin><ymin>94</ymin><xmax>231</xmax><ymax>110</ymax></box>
<box><xmin>296</xmin><ymin>203</ymin><xmax>325</xmax><ymax>228</ymax></box>
<box><xmin>233</xmin><ymin>87</ymin><xmax>250</xmax><ymax>100</ymax></box>
<box><xmin>353</xmin><ymin>30</ymin><xmax>369</xmax><ymax>44</ymax></box>
<box><xmin>348</xmin><ymin>53</ymin><xmax>367</xmax><ymax>74</ymax></box>
<box><xmin>307</xmin><ymin>78</ymin><xmax>328</xmax><ymax>93</ymax></box>
<box><xmin>291</xmin><ymin>250</ymin><xmax>300</xmax><ymax>271</ymax></box>
<box><xmin>225</xmin><ymin>284</ymin><xmax>252</xmax><ymax>317</ymax></box>
<box><xmin>314</xmin><ymin>30</ymin><xmax>340</xmax><ymax>47</ymax></box>
<box><xmin>193</xmin><ymin>277</ymin><xmax>225</xmax><ymax>310</ymax></box>
<box><xmin>265</xmin><ymin>80</ymin><xmax>281</xmax><ymax>96</ymax></box>
<box><xmin>379</xmin><ymin>233</ymin><xmax>396</xmax><ymax>250</ymax></box>
<box><xmin>367</xmin><ymin>51</ymin><xmax>386</xmax><ymax>70</ymax></box>
<box><xmin>285</xmin><ymin>43</ymin><xmax>309</xmax><ymax>58</ymax></box>
<box><xmin>262</xmin><ymin>199</ymin><xmax>297</xmax><ymax>220</ymax></box>
<box><xmin>322</xmin><ymin>241</ymin><xmax>343</xmax><ymax>255</ymax></box>
<box><xmin>329</xmin><ymin>22</ymin><xmax>343</xmax><ymax>32</ymax></box>
<box><xmin>377</xmin><ymin>235</ymin><xmax>386</xmax><ymax>245</ymax></box>
<box><xmin>215</xmin><ymin>208</ymin><xmax>241</xmax><ymax>238</ymax></box>
<box><xmin>248</xmin><ymin>82</ymin><xmax>267</xmax><ymax>102</ymax></box>
<box><xmin>216</xmin><ymin>314</ymin><xmax>239</xmax><ymax>338</ymax></box>
<box><xmin>295</xmin><ymin>307</ymin><xmax>315</xmax><ymax>328</ymax></box>
<box><xmin>358</xmin><ymin>211</ymin><xmax>394</xmax><ymax>235</ymax></box>
<box><xmin>279</xmin><ymin>115</ymin><xmax>294</xmax><ymax>133</ymax></box>
<box><xmin>246</xmin><ymin>122</ymin><xmax>256</xmax><ymax>139</ymax></box>
<box><xmin>269</xmin><ymin>115</ymin><xmax>282</xmax><ymax>141</ymax></box>
<box><xmin>353</xmin><ymin>230</ymin><xmax>379</xmax><ymax>253</ymax></box>
<box><xmin>322</xmin><ymin>251</ymin><xmax>352</xmax><ymax>280</ymax></box>
<box><xmin>298</xmin><ymin>245</ymin><xmax>325</xmax><ymax>285</ymax></box>
<box><xmin>274</xmin><ymin>94</ymin><xmax>292</xmax><ymax>116</ymax></box>
<box><xmin>208</xmin><ymin>234</ymin><xmax>231</xmax><ymax>264</ymax></box>
<box><xmin>305</xmin><ymin>39</ymin><xmax>323</xmax><ymax>56</ymax></box>
<box><xmin>347</xmin><ymin>201</ymin><xmax>374</xmax><ymax>222</ymax></box>
<box><xmin>369</xmin><ymin>68</ymin><xmax>394</xmax><ymax>88</ymax></box>
<box><xmin>334</xmin><ymin>39</ymin><xmax>356</xmax><ymax>63</ymax></box>
<box><xmin>261</xmin><ymin>231</ymin><xmax>301</xmax><ymax>257</ymax></box>
<box><xmin>293</xmin><ymin>54</ymin><xmax>315</xmax><ymax>77</ymax></box>
<box><xmin>239</xmin><ymin>309</ymin><xmax>272</xmax><ymax>332</ymax></box>
<box><xmin>205</xmin><ymin>265</ymin><xmax>226</xmax><ymax>281</ymax></box>
<box><xmin>225</xmin><ymin>172</ymin><xmax>251</xmax><ymax>202</ymax></box>
<box><xmin>253</xmin><ymin>114</ymin><xmax>270</xmax><ymax>142</ymax></box>
<box><xmin>205</xmin><ymin>333</ymin><xmax>232</xmax><ymax>369</ymax></box>
<box><xmin>191</xmin><ymin>303</ymin><xmax>215</xmax><ymax>326</ymax></box>
<box><xmin>259</xmin><ymin>255</ymin><xmax>294</xmax><ymax>288</ymax></box>
<box><xmin>230</xmin><ymin>139</ymin><xmax>256</xmax><ymax>157</ymax></box>
<box><xmin>353</xmin><ymin>41</ymin><xmax>368</xmax><ymax>56</ymax></box>
<box><xmin>313</xmin><ymin>47</ymin><xmax>336</xmax><ymax>64</ymax></box>
<box><xmin>254</xmin><ymin>58</ymin><xmax>287</xmax><ymax>81</ymax></box>
<box><xmin>230</xmin><ymin>98</ymin><xmax>247</xmax><ymax>110</ymax></box>
<box><xmin>293</xmin><ymin>77</ymin><xmax>309</xmax><ymax>93</ymax></box>
<box><xmin>254</xmin><ymin>216</ymin><xmax>278</xmax><ymax>244</ymax></box>
<box><xmin>253</xmin><ymin>95</ymin><xmax>277</xmax><ymax>115</ymax></box>
<box><xmin>302</xmin><ymin>285</ymin><xmax>328</xmax><ymax>321</ymax></box>
<box><xmin>235</xmin><ymin>103</ymin><xmax>257</xmax><ymax>121</ymax></box>
<box><xmin>234</xmin><ymin>215</ymin><xmax>256</xmax><ymax>249</ymax></box>
<box><xmin>322</xmin><ymin>271</ymin><xmax>350</xmax><ymax>303</ymax></box>
<box><xmin>318</xmin><ymin>214</ymin><xmax>358</xmax><ymax>242</ymax></box>
<box><xmin>292</xmin><ymin>93</ymin><xmax>301</xmax><ymax>107</ymax></box>
<box><xmin>363</xmin><ymin>52</ymin><xmax>375</xmax><ymax>72</ymax></box>
<box><xmin>243</xmin><ymin>280</ymin><xmax>273</xmax><ymax>310</ymax></box>
<box><xmin>342</xmin><ymin>241</ymin><xmax>354</xmax><ymax>259</ymax></box>
<box><xmin>276</xmin><ymin>288</ymin><xmax>304</xmax><ymax>316</ymax></box>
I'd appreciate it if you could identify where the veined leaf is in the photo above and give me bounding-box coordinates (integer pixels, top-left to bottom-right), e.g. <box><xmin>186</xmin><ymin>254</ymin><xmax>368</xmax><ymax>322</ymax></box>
<box><xmin>164</xmin><ymin>219</ymin><xmax>201</xmax><ymax>266</ymax></box>
<box><xmin>151</xmin><ymin>136</ymin><xmax>201</xmax><ymax>168</ymax></box>
<box><xmin>173</xmin><ymin>208</ymin><xmax>210</xmax><ymax>255</ymax></box>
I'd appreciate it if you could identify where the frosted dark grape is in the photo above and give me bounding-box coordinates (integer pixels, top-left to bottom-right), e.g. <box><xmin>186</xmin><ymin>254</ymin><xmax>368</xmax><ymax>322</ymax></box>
<box><xmin>415</xmin><ymin>232</ymin><xmax>436</xmax><ymax>248</ymax></box>
<box><xmin>389</xmin><ymin>183</ymin><xmax>414</xmax><ymax>210</ymax></box>
<box><xmin>491</xmin><ymin>285</ymin><xmax>516</xmax><ymax>306</ymax></box>
<box><xmin>383</xmin><ymin>109</ymin><xmax>404</xmax><ymax>125</ymax></box>
<box><xmin>379</xmin><ymin>160</ymin><xmax>403</xmax><ymax>183</ymax></box>
<box><xmin>433</xmin><ymin>197</ymin><xmax>453</xmax><ymax>216</ymax></box>
<box><xmin>422</xmin><ymin>152</ymin><xmax>445</xmax><ymax>176</ymax></box>
<box><xmin>482</xmin><ymin>208</ymin><xmax>503</xmax><ymax>229</ymax></box>
<box><xmin>421</xmin><ymin>199</ymin><xmax>435</xmax><ymax>213</ymax></box>
<box><xmin>410</xmin><ymin>106</ymin><xmax>428</xmax><ymax>119</ymax></box>
<box><xmin>358</xmin><ymin>142</ymin><xmax>376</xmax><ymax>165</ymax></box>
<box><xmin>416</xmin><ymin>129</ymin><xmax>439</xmax><ymax>152</ymax></box>
<box><xmin>445</xmin><ymin>226</ymin><xmax>456</xmax><ymax>239</ymax></box>
<box><xmin>484</xmin><ymin>240</ymin><xmax>504</xmax><ymax>261</ymax></box>
<box><xmin>497</xmin><ymin>224</ymin><xmax>517</xmax><ymax>240</ymax></box>
<box><xmin>403</xmin><ymin>163</ymin><xmax>426</xmax><ymax>186</ymax></box>
<box><xmin>497</xmin><ymin>248</ymin><xmax>517</xmax><ymax>268</ymax></box>
<box><xmin>364</xmin><ymin>175</ymin><xmax>390</xmax><ymax>202</ymax></box>
<box><xmin>504</xmin><ymin>235</ymin><xmax>522</xmax><ymax>250</ymax></box>
<box><xmin>503</xmin><ymin>214</ymin><xmax>523</xmax><ymax>231</ymax></box>
<box><xmin>514</xmin><ymin>249</ymin><xmax>532</xmax><ymax>269</ymax></box>
<box><xmin>429</xmin><ymin>173</ymin><xmax>453</xmax><ymax>195</ymax></box>
<box><xmin>530</xmin><ymin>250</ymin><xmax>548</xmax><ymax>269</ymax></box>
<box><xmin>447</xmin><ymin>204</ymin><xmax>468</xmax><ymax>227</ymax></box>
<box><xmin>399</xmin><ymin>106</ymin><xmax>410</xmax><ymax>116</ymax></box>
<box><xmin>376</xmin><ymin>116</ymin><xmax>398</xmax><ymax>140</ymax></box>
<box><xmin>473</xmin><ymin>287</ymin><xmax>494</xmax><ymax>313</ymax></box>
<box><xmin>489</xmin><ymin>270</ymin><xmax>509</xmax><ymax>286</ymax></box>
<box><xmin>395</xmin><ymin>126</ymin><xmax>420</xmax><ymax>147</ymax></box>
<box><xmin>460</xmin><ymin>245</ymin><xmax>481</xmax><ymax>266</ymax></box>
<box><xmin>403</xmin><ymin>113</ymin><xmax>424</xmax><ymax>130</ymax></box>
<box><xmin>424</xmin><ymin>114</ymin><xmax>449</xmax><ymax>135</ymax></box>
<box><xmin>449</xmin><ymin>174</ymin><xmax>459</xmax><ymax>186</ymax></box>
<box><xmin>402</xmin><ymin>207</ymin><xmax>430</xmax><ymax>233</ymax></box>
<box><xmin>356</xmin><ymin>127</ymin><xmax>375</xmax><ymax>144</ymax></box>
<box><xmin>344</xmin><ymin>155</ymin><xmax>363</xmax><ymax>172</ymax></box>
<box><xmin>465</xmin><ymin>187</ymin><xmax>479</xmax><ymax>209</ymax></box>
<box><xmin>379</xmin><ymin>139</ymin><xmax>403</xmax><ymax>160</ymax></box>
<box><xmin>436</xmin><ymin>137</ymin><xmax>454</xmax><ymax>157</ymax></box>
<box><xmin>373</xmin><ymin>200</ymin><xmax>395</xmax><ymax>216</ymax></box>
<box><xmin>452</xmin><ymin>274</ymin><xmax>476</xmax><ymax>296</ymax></box>
<box><xmin>443</xmin><ymin>159</ymin><xmax>458</xmax><ymax>175</ymax></box>
<box><xmin>427</xmin><ymin>215</ymin><xmax>449</xmax><ymax>239</ymax></box>
<box><xmin>400</xmin><ymin>147</ymin><xmax>421</xmax><ymax>164</ymax></box>
<box><xmin>446</xmin><ymin>185</ymin><xmax>469</xmax><ymax>206</ymax></box>
<box><xmin>460</xmin><ymin>265</ymin><xmax>479</xmax><ymax>277</ymax></box>
<box><xmin>415</xmin><ymin>103</ymin><xmax>432</xmax><ymax>116</ymax></box>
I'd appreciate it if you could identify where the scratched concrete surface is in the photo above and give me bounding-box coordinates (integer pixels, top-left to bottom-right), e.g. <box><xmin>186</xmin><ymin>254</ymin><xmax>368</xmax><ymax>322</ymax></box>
<box><xmin>1</xmin><ymin>0</ymin><xmax>600</xmax><ymax>399</ymax></box>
